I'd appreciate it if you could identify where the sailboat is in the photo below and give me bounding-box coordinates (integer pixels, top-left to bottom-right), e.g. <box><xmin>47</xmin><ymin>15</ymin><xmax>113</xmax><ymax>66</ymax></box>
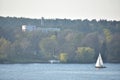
<box><xmin>95</xmin><ymin>53</ymin><xmax>106</xmax><ymax>68</ymax></box>
<box><xmin>49</xmin><ymin>48</ymin><xmax>60</xmax><ymax>64</ymax></box>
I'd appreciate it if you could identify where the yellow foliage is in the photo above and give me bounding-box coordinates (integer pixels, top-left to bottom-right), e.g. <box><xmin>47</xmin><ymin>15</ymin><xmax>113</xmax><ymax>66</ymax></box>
<box><xmin>0</xmin><ymin>38</ymin><xmax>10</xmax><ymax>59</ymax></box>
<box><xmin>76</xmin><ymin>47</ymin><xmax>95</xmax><ymax>62</ymax></box>
<box><xmin>103</xmin><ymin>29</ymin><xmax>112</xmax><ymax>43</ymax></box>
<box><xmin>59</xmin><ymin>53</ymin><xmax>67</xmax><ymax>62</ymax></box>
<box><xmin>50</xmin><ymin>35</ymin><xmax>56</xmax><ymax>40</ymax></box>
<box><xmin>76</xmin><ymin>47</ymin><xmax>94</xmax><ymax>54</ymax></box>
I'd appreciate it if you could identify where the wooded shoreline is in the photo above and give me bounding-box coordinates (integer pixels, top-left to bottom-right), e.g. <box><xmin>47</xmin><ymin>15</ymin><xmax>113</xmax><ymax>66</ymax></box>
<box><xmin>0</xmin><ymin>16</ymin><xmax>120</xmax><ymax>63</ymax></box>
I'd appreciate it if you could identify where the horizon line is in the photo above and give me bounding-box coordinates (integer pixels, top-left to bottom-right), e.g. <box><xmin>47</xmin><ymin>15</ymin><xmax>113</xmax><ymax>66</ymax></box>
<box><xmin>0</xmin><ymin>15</ymin><xmax>120</xmax><ymax>21</ymax></box>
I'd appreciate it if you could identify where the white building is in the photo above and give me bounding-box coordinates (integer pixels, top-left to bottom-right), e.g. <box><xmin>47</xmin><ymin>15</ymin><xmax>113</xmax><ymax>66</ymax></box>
<box><xmin>22</xmin><ymin>25</ymin><xmax>60</xmax><ymax>32</ymax></box>
<box><xmin>22</xmin><ymin>25</ymin><xmax>36</xmax><ymax>31</ymax></box>
<box><xmin>22</xmin><ymin>25</ymin><xmax>26</xmax><ymax>31</ymax></box>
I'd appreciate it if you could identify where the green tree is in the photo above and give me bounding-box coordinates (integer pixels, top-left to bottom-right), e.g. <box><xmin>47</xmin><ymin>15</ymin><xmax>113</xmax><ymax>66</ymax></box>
<box><xmin>0</xmin><ymin>38</ymin><xmax>11</xmax><ymax>62</ymax></box>
<box><xmin>81</xmin><ymin>32</ymin><xmax>100</xmax><ymax>59</ymax></box>
<box><xmin>103</xmin><ymin>29</ymin><xmax>112</xmax><ymax>43</ymax></box>
<box><xmin>39</xmin><ymin>36</ymin><xmax>58</xmax><ymax>60</ymax></box>
<box><xmin>75</xmin><ymin>47</ymin><xmax>95</xmax><ymax>63</ymax></box>
<box><xmin>107</xmin><ymin>33</ymin><xmax>120</xmax><ymax>62</ymax></box>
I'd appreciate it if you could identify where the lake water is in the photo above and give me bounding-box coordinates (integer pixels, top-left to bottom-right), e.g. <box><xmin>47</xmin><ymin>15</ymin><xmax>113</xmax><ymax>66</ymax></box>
<box><xmin>0</xmin><ymin>63</ymin><xmax>120</xmax><ymax>80</ymax></box>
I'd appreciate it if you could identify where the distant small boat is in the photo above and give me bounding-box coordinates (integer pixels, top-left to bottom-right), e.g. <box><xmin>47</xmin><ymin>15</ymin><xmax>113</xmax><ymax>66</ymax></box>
<box><xmin>95</xmin><ymin>53</ymin><xmax>106</xmax><ymax>68</ymax></box>
<box><xmin>49</xmin><ymin>60</ymin><xmax>60</xmax><ymax>64</ymax></box>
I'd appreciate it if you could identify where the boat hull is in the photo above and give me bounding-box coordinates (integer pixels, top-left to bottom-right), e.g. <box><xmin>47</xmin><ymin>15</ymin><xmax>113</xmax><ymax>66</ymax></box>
<box><xmin>95</xmin><ymin>66</ymin><xmax>106</xmax><ymax>68</ymax></box>
<box><xmin>49</xmin><ymin>60</ymin><xmax>60</xmax><ymax>64</ymax></box>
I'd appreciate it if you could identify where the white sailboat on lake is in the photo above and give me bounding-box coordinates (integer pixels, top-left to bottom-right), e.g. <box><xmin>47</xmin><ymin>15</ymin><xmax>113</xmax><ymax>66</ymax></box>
<box><xmin>95</xmin><ymin>53</ymin><xmax>106</xmax><ymax>68</ymax></box>
<box><xmin>49</xmin><ymin>48</ymin><xmax>60</xmax><ymax>64</ymax></box>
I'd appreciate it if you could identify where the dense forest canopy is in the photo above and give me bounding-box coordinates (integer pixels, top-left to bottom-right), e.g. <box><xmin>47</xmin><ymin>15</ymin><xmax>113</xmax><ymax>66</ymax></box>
<box><xmin>0</xmin><ymin>16</ymin><xmax>120</xmax><ymax>63</ymax></box>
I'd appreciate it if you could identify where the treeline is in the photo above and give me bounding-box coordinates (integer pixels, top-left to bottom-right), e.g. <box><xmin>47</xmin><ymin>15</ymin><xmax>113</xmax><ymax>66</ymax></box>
<box><xmin>0</xmin><ymin>16</ymin><xmax>120</xmax><ymax>63</ymax></box>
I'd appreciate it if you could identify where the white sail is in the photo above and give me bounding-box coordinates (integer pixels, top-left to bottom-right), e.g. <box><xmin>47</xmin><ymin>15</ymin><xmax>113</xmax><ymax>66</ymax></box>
<box><xmin>95</xmin><ymin>53</ymin><xmax>104</xmax><ymax>68</ymax></box>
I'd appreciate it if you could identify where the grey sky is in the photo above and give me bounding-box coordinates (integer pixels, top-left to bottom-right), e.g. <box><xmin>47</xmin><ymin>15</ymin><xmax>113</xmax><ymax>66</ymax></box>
<box><xmin>0</xmin><ymin>0</ymin><xmax>120</xmax><ymax>20</ymax></box>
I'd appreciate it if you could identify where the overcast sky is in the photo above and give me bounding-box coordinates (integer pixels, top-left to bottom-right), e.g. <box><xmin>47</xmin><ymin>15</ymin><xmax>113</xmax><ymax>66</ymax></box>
<box><xmin>0</xmin><ymin>0</ymin><xmax>120</xmax><ymax>20</ymax></box>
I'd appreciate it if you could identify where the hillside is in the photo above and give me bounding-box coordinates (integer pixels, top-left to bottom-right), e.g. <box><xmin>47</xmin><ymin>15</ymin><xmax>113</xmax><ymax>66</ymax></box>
<box><xmin>0</xmin><ymin>16</ymin><xmax>120</xmax><ymax>63</ymax></box>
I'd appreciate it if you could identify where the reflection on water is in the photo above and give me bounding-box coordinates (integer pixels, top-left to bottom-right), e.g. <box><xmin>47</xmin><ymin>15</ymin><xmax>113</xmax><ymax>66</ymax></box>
<box><xmin>0</xmin><ymin>63</ymin><xmax>120</xmax><ymax>80</ymax></box>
